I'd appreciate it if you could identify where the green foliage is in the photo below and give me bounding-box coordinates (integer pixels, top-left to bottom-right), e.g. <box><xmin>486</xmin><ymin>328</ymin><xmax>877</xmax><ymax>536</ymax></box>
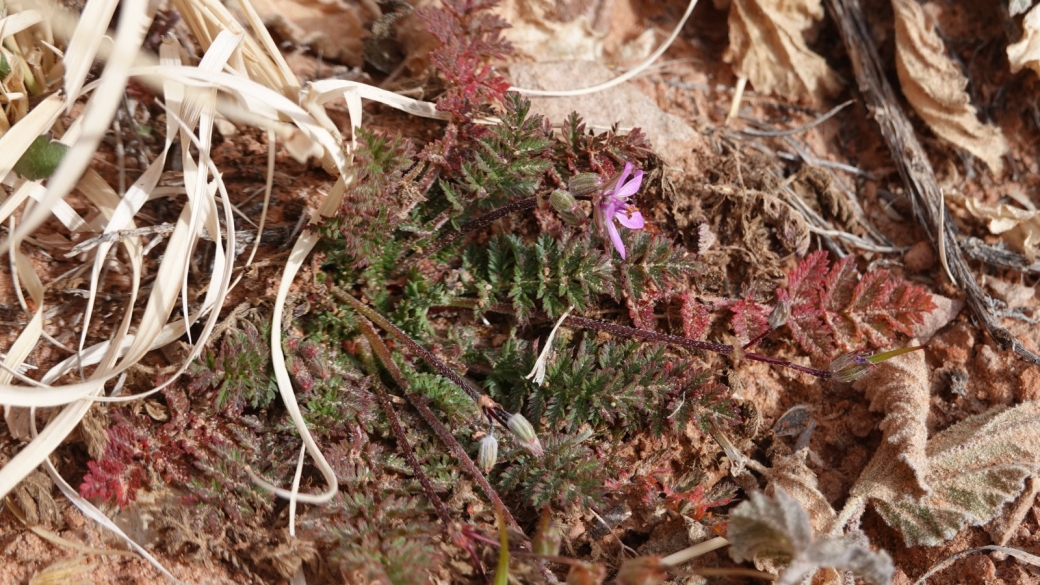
<box><xmin>610</xmin><ymin>231</ymin><xmax>698</xmax><ymax>303</ymax></box>
<box><xmin>318</xmin><ymin>128</ymin><xmax>416</xmax><ymax>268</ymax></box>
<box><xmin>557</xmin><ymin>111</ymin><xmax>652</xmax><ymax>175</ymax></box>
<box><xmin>188</xmin><ymin>321</ymin><xmax>277</xmax><ymax>414</ymax></box>
<box><xmin>535</xmin><ymin>338</ymin><xmax>672</xmax><ymax>434</ymax></box>
<box><xmin>319</xmin><ymin>435</ymin><xmax>443</xmax><ymax>584</ymax></box>
<box><xmin>396</xmin><ymin>356</ymin><xmax>479</xmax><ymax>427</ymax></box>
<box><xmin>496</xmin><ymin>430</ymin><xmax>607</xmax><ymax>509</ymax></box>
<box><xmin>14</xmin><ymin>135</ymin><xmax>69</xmax><ymax>180</ymax></box>
<box><xmin>463</xmin><ymin>233</ymin><xmax>612</xmax><ymax>322</ymax></box>
<box><xmin>454</xmin><ymin>93</ymin><xmax>553</xmax><ymax>210</ymax></box>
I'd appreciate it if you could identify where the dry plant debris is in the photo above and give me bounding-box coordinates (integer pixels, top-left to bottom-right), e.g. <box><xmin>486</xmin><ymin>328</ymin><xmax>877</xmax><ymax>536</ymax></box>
<box><xmin>1</xmin><ymin>0</ymin><xmax>1040</xmax><ymax>583</ymax></box>
<box><xmin>891</xmin><ymin>0</ymin><xmax>1008</xmax><ymax>173</ymax></box>
<box><xmin>1008</xmin><ymin>2</ymin><xmax>1040</xmax><ymax>76</ymax></box>
<box><xmin>723</xmin><ymin>0</ymin><xmax>842</xmax><ymax>103</ymax></box>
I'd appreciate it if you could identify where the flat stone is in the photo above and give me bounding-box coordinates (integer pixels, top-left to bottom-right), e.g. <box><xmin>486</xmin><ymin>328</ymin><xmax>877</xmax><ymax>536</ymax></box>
<box><xmin>507</xmin><ymin>60</ymin><xmax>701</xmax><ymax>165</ymax></box>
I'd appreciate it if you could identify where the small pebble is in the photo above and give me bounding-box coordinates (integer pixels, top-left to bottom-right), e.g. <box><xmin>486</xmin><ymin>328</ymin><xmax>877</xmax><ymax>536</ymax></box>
<box><xmin>903</xmin><ymin>241</ymin><xmax>935</xmax><ymax>272</ymax></box>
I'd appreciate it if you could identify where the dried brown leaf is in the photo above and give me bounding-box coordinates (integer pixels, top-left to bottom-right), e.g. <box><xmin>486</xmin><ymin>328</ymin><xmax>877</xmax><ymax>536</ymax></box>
<box><xmin>1008</xmin><ymin>4</ymin><xmax>1040</xmax><ymax>76</ymax></box>
<box><xmin>851</xmin><ymin>347</ymin><xmax>931</xmax><ymax>500</ymax></box>
<box><xmin>892</xmin><ymin>0</ymin><xmax>1008</xmax><ymax>173</ymax></box>
<box><xmin>723</xmin><ymin>0</ymin><xmax>842</xmax><ymax>103</ymax></box>
<box><xmin>950</xmin><ymin>193</ymin><xmax>1040</xmax><ymax>260</ymax></box>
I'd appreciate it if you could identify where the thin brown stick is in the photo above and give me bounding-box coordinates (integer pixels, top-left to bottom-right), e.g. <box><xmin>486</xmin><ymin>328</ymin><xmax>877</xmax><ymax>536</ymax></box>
<box><xmin>356</xmin><ymin>314</ymin><xmax>522</xmax><ymax>532</ymax></box>
<box><xmin>826</xmin><ymin>0</ymin><xmax>1040</xmax><ymax>365</ymax></box>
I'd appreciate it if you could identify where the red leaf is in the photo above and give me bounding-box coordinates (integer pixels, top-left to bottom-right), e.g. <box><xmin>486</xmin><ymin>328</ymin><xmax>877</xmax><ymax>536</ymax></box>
<box><xmin>730</xmin><ymin>298</ymin><xmax>770</xmax><ymax>345</ymax></box>
<box><xmin>781</xmin><ymin>253</ymin><xmax>936</xmax><ymax>361</ymax></box>
<box><xmin>680</xmin><ymin>292</ymin><xmax>712</xmax><ymax>340</ymax></box>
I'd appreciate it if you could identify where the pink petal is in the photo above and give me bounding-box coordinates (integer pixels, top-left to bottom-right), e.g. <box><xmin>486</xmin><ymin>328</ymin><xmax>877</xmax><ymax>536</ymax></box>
<box><xmin>606</xmin><ymin>217</ymin><xmax>626</xmax><ymax>259</ymax></box>
<box><xmin>616</xmin><ymin>209</ymin><xmax>644</xmax><ymax>229</ymax></box>
<box><xmin>613</xmin><ymin>169</ymin><xmax>644</xmax><ymax>199</ymax></box>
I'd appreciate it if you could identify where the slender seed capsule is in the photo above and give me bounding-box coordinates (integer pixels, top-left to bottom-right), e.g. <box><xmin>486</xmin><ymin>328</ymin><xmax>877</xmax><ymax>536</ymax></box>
<box><xmin>566</xmin><ymin>173</ymin><xmax>605</xmax><ymax>197</ymax></box>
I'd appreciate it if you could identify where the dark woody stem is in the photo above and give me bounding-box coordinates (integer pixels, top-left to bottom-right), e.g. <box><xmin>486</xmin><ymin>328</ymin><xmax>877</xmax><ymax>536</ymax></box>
<box><xmin>562</xmin><ymin>315</ymin><xmax>832</xmax><ymax>378</ymax></box>
<box><xmin>357</xmin><ymin>317</ymin><xmax>523</xmax><ymax>534</ymax></box>
<box><xmin>332</xmin><ymin>286</ymin><xmax>514</xmax><ymax>427</ymax></box>
<box><xmin>367</xmin><ymin>365</ymin><xmax>454</xmax><ymax>528</ymax></box>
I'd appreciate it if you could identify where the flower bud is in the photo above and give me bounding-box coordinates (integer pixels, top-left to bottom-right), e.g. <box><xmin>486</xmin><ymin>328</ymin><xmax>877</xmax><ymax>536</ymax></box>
<box><xmin>830</xmin><ymin>345</ymin><xmax>926</xmax><ymax>383</ymax></box>
<box><xmin>829</xmin><ymin>351</ymin><xmax>873</xmax><ymax>383</ymax></box>
<box><xmin>616</xmin><ymin>556</ymin><xmax>668</xmax><ymax>585</ymax></box>
<box><xmin>768</xmin><ymin>295</ymin><xmax>792</xmax><ymax>329</ymax></box>
<box><xmin>477</xmin><ymin>434</ymin><xmax>499</xmax><ymax>473</ymax></box>
<box><xmin>567</xmin><ymin>173</ymin><xmax>605</xmax><ymax>197</ymax></box>
<box><xmin>566</xmin><ymin>562</ymin><xmax>607</xmax><ymax>585</ymax></box>
<box><xmin>548</xmin><ymin>189</ymin><xmax>587</xmax><ymax>226</ymax></box>
<box><xmin>507</xmin><ymin>413</ymin><xmax>544</xmax><ymax>457</ymax></box>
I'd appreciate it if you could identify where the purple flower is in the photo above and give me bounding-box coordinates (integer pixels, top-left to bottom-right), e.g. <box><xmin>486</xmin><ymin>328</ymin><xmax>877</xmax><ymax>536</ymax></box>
<box><xmin>593</xmin><ymin>162</ymin><xmax>644</xmax><ymax>259</ymax></box>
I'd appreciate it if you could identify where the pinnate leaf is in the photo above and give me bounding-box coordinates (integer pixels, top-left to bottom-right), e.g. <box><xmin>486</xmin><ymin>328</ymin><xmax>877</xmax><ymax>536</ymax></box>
<box><xmin>856</xmin><ymin>401</ymin><xmax>1040</xmax><ymax>547</ymax></box>
<box><xmin>728</xmin><ymin>489</ymin><xmax>893</xmax><ymax>585</ymax></box>
<box><xmin>782</xmin><ymin>251</ymin><xmax>935</xmax><ymax>361</ymax></box>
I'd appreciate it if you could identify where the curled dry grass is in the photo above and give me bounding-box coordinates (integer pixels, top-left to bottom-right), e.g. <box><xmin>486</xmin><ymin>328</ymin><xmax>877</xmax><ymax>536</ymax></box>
<box><xmin>0</xmin><ymin>0</ymin><xmax>446</xmax><ymax>575</ymax></box>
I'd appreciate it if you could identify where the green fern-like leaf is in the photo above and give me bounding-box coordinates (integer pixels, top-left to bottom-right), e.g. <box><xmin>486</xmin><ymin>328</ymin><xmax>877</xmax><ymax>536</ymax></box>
<box><xmin>464</xmin><ymin>233</ymin><xmax>612</xmax><ymax>323</ymax></box>
<box><xmin>611</xmin><ymin>231</ymin><xmax>698</xmax><ymax>304</ymax></box>
<box><xmin>496</xmin><ymin>430</ymin><xmax>607</xmax><ymax>509</ymax></box>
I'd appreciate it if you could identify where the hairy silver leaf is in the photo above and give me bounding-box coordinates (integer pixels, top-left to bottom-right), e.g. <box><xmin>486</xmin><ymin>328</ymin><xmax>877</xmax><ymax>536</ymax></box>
<box><xmin>729</xmin><ymin>489</ymin><xmax>893</xmax><ymax>585</ymax></box>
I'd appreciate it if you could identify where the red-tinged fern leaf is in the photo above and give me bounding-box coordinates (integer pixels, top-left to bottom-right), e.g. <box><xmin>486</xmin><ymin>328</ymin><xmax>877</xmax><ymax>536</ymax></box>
<box><xmin>847</xmin><ymin>269</ymin><xmax>936</xmax><ymax>346</ymax></box>
<box><xmin>781</xmin><ymin>253</ymin><xmax>935</xmax><ymax>362</ymax></box>
<box><xmin>786</xmin><ymin>250</ymin><xmax>830</xmax><ymax>304</ymax></box>
<box><xmin>680</xmin><ymin>292</ymin><xmax>712</xmax><ymax>340</ymax></box>
<box><xmin>730</xmin><ymin>298</ymin><xmax>769</xmax><ymax>345</ymax></box>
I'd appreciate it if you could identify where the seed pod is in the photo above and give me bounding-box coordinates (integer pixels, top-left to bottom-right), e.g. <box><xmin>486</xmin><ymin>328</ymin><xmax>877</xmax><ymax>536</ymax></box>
<box><xmin>567</xmin><ymin>173</ymin><xmax>605</xmax><ymax>197</ymax></box>
<box><xmin>548</xmin><ymin>189</ymin><xmax>587</xmax><ymax>225</ymax></box>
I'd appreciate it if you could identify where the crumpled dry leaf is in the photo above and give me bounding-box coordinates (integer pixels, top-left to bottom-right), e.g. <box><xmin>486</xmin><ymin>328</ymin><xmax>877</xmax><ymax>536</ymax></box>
<box><xmin>1011</xmin><ymin>0</ymin><xmax>1037</xmax><ymax>17</ymax></box>
<box><xmin>950</xmin><ymin>193</ymin><xmax>1040</xmax><ymax>260</ymax></box>
<box><xmin>763</xmin><ymin>450</ymin><xmax>843</xmax><ymax>585</ymax></box>
<box><xmin>728</xmin><ymin>489</ymin><xmax>893</xmax><ymax>585</ymax></box>
<box><xmin>767</xmin><ymin>450</ymin><xmax>838</xmax><ymax>535</ymax></box>
<box><xmin>1009</xmin><ymin>3</ymin><xmax>1040</xmax><ymax>75</ymax></box>
<box><xmin>892</xmin><ymin>0</ymin><xmax>1008</xmax><ymax>173</ymax></box>
<box><xmin>498</xmin><ymin>0</ymin><xmax>609</xmax><ymax>62</ymax></box>
<box><xmin>850</xmin><ymin>347</ymin><xmax>931</xmax><ymax>500</ymax></box>
<box><xmin>723</xmin><ymin>0</ymin><xmax>842</xmax><ymax>104</ymax></box>
<box><xmin>855</xmin><ymin>401</ymin><xmax>1040</xmax><ymax>547</ymax></box>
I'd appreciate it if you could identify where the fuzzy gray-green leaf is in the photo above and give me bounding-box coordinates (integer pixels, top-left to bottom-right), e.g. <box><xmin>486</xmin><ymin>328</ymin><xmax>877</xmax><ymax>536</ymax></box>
<box><xmin>867</xmin><ymin>401</ymin><xmax>1040</xmax><ymax>547</ymax></box>
<box><xmin>13</xmin><ymin>135</ymin><xmax>68</xmax><ymax>180</ymax></box>
<box><xmin>729</xmin><ymin>489</ymin><xmax>893</xmax><ymax>585</ymax></box>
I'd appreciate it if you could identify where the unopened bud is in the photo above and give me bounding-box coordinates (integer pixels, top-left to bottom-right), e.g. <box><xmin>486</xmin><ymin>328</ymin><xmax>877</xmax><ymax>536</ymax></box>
<box><xmin>566</xmin><ymin>562</ymin><xmax>607</xmax><ymax>585</ymax></box>
<box><xmin>477</xmin><ymin>434</ymin><xmax>499</xmax><ymax>473</ymax></box>
<box><xmin>549</xmin><ymin>189</ymin><xmax>587</xmax><ymax>225</ymax></box>
<box><xmin>567</xmin><ymin>173</ymin><xmax>605</xmax><ymax>197</ymax></box>
<box><xmin>830</xmin><ymin>345</ymin><xmax>925</xmax><ymax>383</ymax></box>
<box><xmin>616</xmin><ymin>556</ymin><xmax>668</xmax><ymax>585</ymax></box>
<box><xmin>507</xmin><ymin>413</ymin><xmax>544</xmax><ymax>457</ymax></box>
<box><xmin>768</xmin><ymin>296</ymin><xmax>792</xmax><ymax>329</ymax></box>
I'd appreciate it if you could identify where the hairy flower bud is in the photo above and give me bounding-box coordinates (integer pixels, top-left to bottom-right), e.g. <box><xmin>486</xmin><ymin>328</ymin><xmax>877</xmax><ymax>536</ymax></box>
<box><xmin>567</xmin><ymin>173</ymin><xmax>605</xmax><ymax>197</ymax></box>
<box><xmin>768</xmin><ymin>295</ymin><xmax>792</xmax><ymax>329</ymax></box>
<box><xmin>477</xmin><ymin>434</ymin><xmax>499</xmax><ymax>473</ymax></box>
<box><xmin>830</xmin><ymin>345</ymin><xmax>925</xmax><ymax>382</ymax></box>
<box><xmin>829</xmin><ymin>351</ymin><xmax>873</xmax><ymax>383</ymax></box>
<box><xmin>507</xmin><ymin>413</ymin><xmax>544</xmax><ymax>457</ymax></box>
<box><xmin>566</xmin><ymin>561</ymin><xmax>607</xmax><ymax>585</ymax></box>
<box><xmin>616</xmin><ymin>556</ymin><xmax>668</xmax><ymax>585</ymax></box>
<box><xmin>549</xmin><ymin>189</ymin><xmax>587</xmax><ymax>225</ymax></box>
